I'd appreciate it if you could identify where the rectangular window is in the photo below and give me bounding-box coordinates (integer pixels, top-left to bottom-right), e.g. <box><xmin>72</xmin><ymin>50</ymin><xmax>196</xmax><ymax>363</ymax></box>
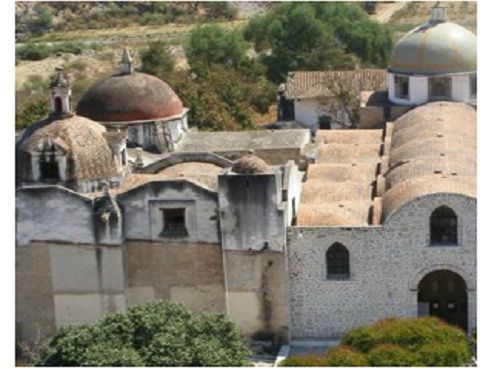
<box><xmin>318</xmin><ymin>115</ymin><xmax>332</xmax><ymax>130</ymax></box>
<box><xmin>160</xmin><ymin>208</ymin><xmax>188</xmax><ymax>237</ymax></box>
<box><xmin>394</xmin><ymin>75</ymin><xmax>409</xmax><ymax>99</ymax></box>
<box><xmin>39</xmin><ymin>155</ymin><xmax>60</xmax><ymax>181</ymax></box>
<box><xmin>470</xmin><ymin>74</ymin><xmax>477</xmax><ymax>98</ymax></box>
<box><xmin>428</xmin><ymin>76</ymin><xmax>452</xmax><ymax>100</ymax></box>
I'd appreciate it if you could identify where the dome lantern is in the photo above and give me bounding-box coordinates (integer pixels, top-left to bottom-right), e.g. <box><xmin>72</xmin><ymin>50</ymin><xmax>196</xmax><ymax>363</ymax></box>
<box><xmin>49</xmin><ymin>67</ymin><xmax>72</xmax><ymax>117</ymax></box>
<box><xmin>120</xmin><ymin>48</ymin><xmax>134</xmax><ymax>75</ymax></box>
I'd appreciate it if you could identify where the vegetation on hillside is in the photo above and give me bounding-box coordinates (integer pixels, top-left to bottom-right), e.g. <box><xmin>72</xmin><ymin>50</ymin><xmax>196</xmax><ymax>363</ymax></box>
<box><xmin>140</xmin><ymin>25</ymin><xmax>276</xmax><ymax>132</ymax></box>
<box><xmin>281</xmin><ymin>317</ymin><xmax>474</xmax><ymax>367</ymax></box>
<box><xmin>34</xmin><ymin>300</ymin><xmax>251</xmax><ymax>366</ymax></box>
<box><xmin>16</xmin><ymin>2</ymin><xmax>239</xmax><ymax>39</ymax></box>
<box><xmin>244</xmin><ymin>2</ymin><xmax>393</xmax><ymax>82</ymax></box>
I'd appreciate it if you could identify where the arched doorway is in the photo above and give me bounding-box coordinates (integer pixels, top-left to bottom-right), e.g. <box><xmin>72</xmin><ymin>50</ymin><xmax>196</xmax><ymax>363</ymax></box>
<box><xmin>417</xmin><ymin>270</ymin><xmax>467</xmax><ymax>331</ymax></box>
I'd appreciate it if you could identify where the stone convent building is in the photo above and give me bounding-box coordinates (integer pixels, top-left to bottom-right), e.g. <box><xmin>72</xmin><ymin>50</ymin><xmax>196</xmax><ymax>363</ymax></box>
<box><xmin>16</xmin><ymin>6</ymin><xmax>476</xmax><ymax>346</ymax></box>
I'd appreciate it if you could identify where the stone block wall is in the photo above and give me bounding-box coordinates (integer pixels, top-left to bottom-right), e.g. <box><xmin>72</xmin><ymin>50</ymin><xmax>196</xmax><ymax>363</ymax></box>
<box><xmin>287</xmin><ymin>193</ymin><xmax>476</xmax><ymax>338</ymax></box>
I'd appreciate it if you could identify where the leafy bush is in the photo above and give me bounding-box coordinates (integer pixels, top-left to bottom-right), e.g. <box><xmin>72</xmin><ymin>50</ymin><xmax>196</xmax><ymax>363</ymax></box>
<box><xmin>16</xmin><ymin>43</ymin><xmax>51</xmax><ymax>61</ymax></box>
<box><xmin>187</xmin><ymin>24</ymin><xmax>249</xmax><ymax>69</ymax></box>
<box><xmin>244</xmin><ymin>2</ymin><xmax>393</xmax><ymax>82</ymax></box>
<box><xmin>367</xmin><ymin>344</ymin><xmax>421</xmax><ymax>366</ymax></box>
<box><xmin>326</xmin><ymin>345</ymin><xmax>369</xmax><ymax>366</ymax></box>
<box><xmin>15</xmin><ymin>95</ymin><xmax>49</xmax><ymax>130</ymax></box>
<box><xmin>417</xmin><ymin>342</ymin><xmax>471</xmax><ymax>367</ymax></box>
<box><xmin>341</xmin><ymin>317</ymin><xmax>467</xmax><ymax>353</ymax></box>
<box><xmin>34</xmin><ymin>300</ymin><xmax>251</xmax><ymax>367</ymax></box>
<box><xmin>140</xmin><ymin>40</ymin><xmax>175</xmax><ymax>79</ymax></box>
<box><xmin>52</xmin><ymin>42</ymin><xmax>85</xmax><ymax>55</ymax></box>
<box><xmin>280</xmin><ymin>354</ymin><xmax>327</xmax><ymax>367</ymax></box>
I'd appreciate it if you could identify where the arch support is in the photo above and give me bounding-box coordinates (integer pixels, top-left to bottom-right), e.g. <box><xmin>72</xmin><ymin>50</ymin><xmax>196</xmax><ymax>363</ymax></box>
<box><xmin>409</xmin><ymin>264</ymin><xmax>475</xmax><ymax>291</ymax></box>
<box><xmin>137</xmin><ymin>152</ymin><xmax>234</xmax><ymax>173</ymax></box>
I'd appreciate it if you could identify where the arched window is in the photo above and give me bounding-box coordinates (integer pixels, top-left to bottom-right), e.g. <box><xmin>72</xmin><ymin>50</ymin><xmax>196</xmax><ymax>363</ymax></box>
<box><xmin>326</xmin><ymin>243</ymin><xmax>350</xmax><ymax>279</ymax></box>
<box><xmin>430</xmin><ymin>206</ymin><xmax>458</xmax><ymax>245</ymax></box>
<box><xmin>54</xmin><ymin>97</ymin><xmax>63</xmax><ymax>113</ymax></box>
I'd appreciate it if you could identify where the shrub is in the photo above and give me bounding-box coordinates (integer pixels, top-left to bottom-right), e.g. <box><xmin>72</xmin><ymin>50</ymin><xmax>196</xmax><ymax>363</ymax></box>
<box><xmin>417</xmin><ymin>342</ymin><xmax>471</xmax><ymax>367</ymax></box>
<box><xmin>280</xmin><ymin>354</ymin><xmax>328</xmax><ymax>367</ymax></box>
<box><xmin>52</xmin><ymin>42</ymin><xmax>85</xmax><ymax>55</ymax></box>
<box><xmin>341</xmin><ymin>317</ymin><xmax>467</xmax><ymax>353</ymax></box>
<box><xmin>16</xmin><ymin>43</ymin><xmax>51</xmax><ymax>61</ymax></box>
<box><xmin>326</xmin><ymin>345</ymin><xmax>369</xmax><ymax>366</ymax></box>
<box><xmin>34</xmin><ymin>300</ymin><xmax>251</xmax><ymax>366</ymax></box>
<box><xmin>367</xmin><ymin>344</ymin><xmax>422</xmax><ymax>366</ymax></box>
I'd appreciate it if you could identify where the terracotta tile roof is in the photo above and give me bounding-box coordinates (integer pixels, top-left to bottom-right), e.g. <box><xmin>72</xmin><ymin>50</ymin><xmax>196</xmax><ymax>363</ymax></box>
<box><xmin>382</xmin><ymin>102</ymin><xmax>476</xmax><ymax>220</ymax></box>
<box><xmin>98</xmin><ymin>162</ymin><xmax>222</xmax><ymax>197</ymax></box>
<box><xmin>17</xmin><ymin>115</ymin><xmax>120</xmax><ymax>183</ymax></box>
<box><xmin>283</xmin><ymin>69</ymin><xmax>387</xmax><ymax>100</ymax></box>
<box><xmin>297</xmin><ymin>129</ymin><xmax>383</xmax><ymax>226</ymax></box>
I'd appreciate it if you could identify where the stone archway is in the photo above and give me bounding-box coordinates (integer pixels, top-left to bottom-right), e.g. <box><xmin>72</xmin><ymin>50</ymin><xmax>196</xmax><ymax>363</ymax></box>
<box><xmin>417</xmin><ymin>270</ymin><xmax>468</xmax><ymax>331</ymax></box>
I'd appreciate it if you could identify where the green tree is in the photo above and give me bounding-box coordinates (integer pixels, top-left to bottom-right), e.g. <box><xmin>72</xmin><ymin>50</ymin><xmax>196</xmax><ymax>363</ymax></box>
<box><xmin>244</xmin><ymin>2</ymin><xmax>393</xmax><ymax>82</ymax></box>
<box><xmin>187</xmin><ymin>24</ymin><xmax>249</xmax><ymax>69</ymax></box>
<box><xmin>140</xmin><ymin>40</ymin><xmax>175</xmax><ymax>79</ymax></box>
<box><xmin>34</xmin><ymin>300</ymin><xmax>251</xmax><ymax>367</ymax></box>
<box><xmin>15</xmin><ymin>95</ymin><xmax>49</xmax><ymax>130</ymax></box>
<box><xmin>30</xmin><ymin>4</ymin><xmax>53</xmax><ymax>35</ymax></box>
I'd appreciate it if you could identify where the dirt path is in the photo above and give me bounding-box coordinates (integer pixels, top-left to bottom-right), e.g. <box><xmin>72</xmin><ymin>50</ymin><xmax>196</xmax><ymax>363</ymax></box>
<box><xmin>370</xmin><ymin>2</ymin><xmax>408</xmax><ymax>23</ymax></box>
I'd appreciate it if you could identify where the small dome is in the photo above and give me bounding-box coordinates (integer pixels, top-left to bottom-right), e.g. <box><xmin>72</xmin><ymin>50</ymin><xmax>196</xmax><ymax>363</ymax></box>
<box><xmin>388</xmin><ymin>22</ymin><xmax>476</xmax><ymax>75</ymax></box>
<box><xmin>76</xmin><ymin>72</ymin><xmax>183</xmax><ymax>122</ymax></box>
<box><xmin>16</xmin><ymin>115</ymin><xmax>120</xmax><ymax>183</ymax></box>
<box><xmin>232</xmin><ymin>155</ymin><xmax>269</xmax><ymax>174</ymax></box>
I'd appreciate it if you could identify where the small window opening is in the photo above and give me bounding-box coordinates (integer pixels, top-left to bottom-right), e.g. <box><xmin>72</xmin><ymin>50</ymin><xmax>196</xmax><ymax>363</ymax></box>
<box><xmin>160</xmin><ymin>208</ymin><xmax>188</xmax><ymax>237</ymax></box>
<box><xmin>54</xmin><ymin>97</ymin><xmax>63</xmax><ymax>113</ymax></box>
<box><xmin>318</xmin><ymin>115</ymin><xmax>332</xmax><ymax>130</ymax></box>
<box><xmin>470</xmin><ymin>74</ymin><xmax>477</xmax><ymax>98</ymax></box>
<box><xmin>429</xmin><ymin>77</ymin><xmax>452</xmax><ymax>100</ymax></box>
<box><xmin>394</xmin><ymin>75</ymin><xmax>409</xmax><ymax>99</ymax></box>
<box><xmin>39</xmin><ymin>155</ymin><xmax>60</xmax><ymax>181</ymax></box>
<box><xmin>430</xmin><ymin>206</ymin><xmax>458</xmax><ymax>245</ymax></box>
<box><xmin>326</xmin><ymin>243</ymin><xmax>350</xmax><ymax>279</ymax></box>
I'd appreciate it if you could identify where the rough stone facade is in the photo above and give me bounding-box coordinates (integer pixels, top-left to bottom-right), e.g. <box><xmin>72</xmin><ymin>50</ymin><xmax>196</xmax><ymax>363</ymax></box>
<box><xmin>288</xmin><ymin>193</ymin><xmax>476</xmax><ymax>338</ymax></box>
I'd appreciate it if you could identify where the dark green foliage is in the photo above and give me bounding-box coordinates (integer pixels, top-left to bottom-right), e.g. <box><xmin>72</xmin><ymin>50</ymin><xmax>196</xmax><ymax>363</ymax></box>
<box><xmin>16</xmin><ymin>43</ymin><xmax>51</xmax><ymax>61</ymax></box>
<box><xmin>244</xmin><ymin>2</ymin><xmax>393</xmax><ymax>82</ymax></box>
<box><xmin>140</xmin><ymin>40</ymin><xmax>175</xmax><ymax>79</ymax></box>
<box><xmin>187</xmin><ymin>24</ymin><xmax>249</xmax><ymax>69</ymax></box>
<box><xmin>16</xmin><ymin>42</ymin><xmax>85</xmax><ymax>62</ymax></box>
<box><xmin>282</xmin><ymin>318</ymin><xmax>471</xmax><ymax>367</ymax></box>
<box><xmin>341</xmin><ymin>317</ymin><xmax>468</xmax><ymax>353</ymax></box>
<box><xmin>325</xmin><ymin>345</ymin><xmax>369</xmax><ymax>366</ymax></box>
<box><xmin>34</xmin><ymin>300</ymin><xmax>251</xmax><ymax>367</ymax></box>
<box><xmin>417</xmin><ymin>342</ymin><xmax>471</xmax><ymax>367</ymax></box>
<box><xmin>30</xmin><ymin>3</ymin><xmax>53</xmax><ymax>35</ymax></box>
<box><xmin>164</xmin><ymin>62</ymin><xmax>275</xmax><ymax>132</ymax></box>
<box><xmin>15</xmin><ymin>95</ymin><xmax>49</xmax><ymax>130</ymax></box>
<box><xmin>367</xmin><ymin>344</ymin><xmax>422</xmax><ymax>366</ymax></box>
<box><xmin>280</xmin><ymin>354</ymin><xmax>328</xmax><ymax>367</ymax></box>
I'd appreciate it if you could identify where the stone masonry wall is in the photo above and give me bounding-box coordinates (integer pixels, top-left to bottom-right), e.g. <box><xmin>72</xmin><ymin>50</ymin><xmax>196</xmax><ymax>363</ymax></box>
<box><xmin>288</xmin><ymin>193</ymin><xmax>476</xmax><ymax>338</ymax></box>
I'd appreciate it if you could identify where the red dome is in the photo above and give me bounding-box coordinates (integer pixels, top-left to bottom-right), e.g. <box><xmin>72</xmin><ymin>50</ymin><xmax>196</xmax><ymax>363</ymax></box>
<box><xmin>77</xmin><ymin>72</ymin><xmax>183</xmax><ymax>122</ymax></box>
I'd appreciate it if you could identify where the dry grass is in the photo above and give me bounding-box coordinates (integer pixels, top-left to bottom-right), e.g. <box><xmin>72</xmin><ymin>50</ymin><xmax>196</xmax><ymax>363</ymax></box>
<box><xmin>27</xmin><ymin>20</ymin><xmax>247</xmax><ymax>43</ymax></box>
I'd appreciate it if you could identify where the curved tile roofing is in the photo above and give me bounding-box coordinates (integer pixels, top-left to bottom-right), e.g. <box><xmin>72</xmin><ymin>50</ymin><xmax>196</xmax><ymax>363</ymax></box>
<box><xmin>17</xmin><ymin>115</ymin><xmax>120</xmax><ymax>183</ymax></box>
<box><xmin>382</xmin><ymin>101</ymin><xmax>476</xmax><ymax>220</ymax></box>
<box><xmin>77</xmin><ymin>72</ymin><xmax>184</xmax><ymax>122</ymax></box>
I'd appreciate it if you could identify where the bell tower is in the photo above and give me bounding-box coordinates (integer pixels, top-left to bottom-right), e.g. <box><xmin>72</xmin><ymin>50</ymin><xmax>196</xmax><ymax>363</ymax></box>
<box><xmin>50</xmin><ymin>67</ymin><xmax>72</xmax><ymax>117</ymax></box>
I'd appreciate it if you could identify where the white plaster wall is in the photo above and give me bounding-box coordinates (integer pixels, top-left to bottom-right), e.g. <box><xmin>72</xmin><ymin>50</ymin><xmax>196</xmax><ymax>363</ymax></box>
<box><xmin>294</xmin><ymin>99</ymin><xmax>321</xmax><ymax>130</ymax></box>
<box><xmin>389</xmin><ymin>73</ymin><xmax>428</xmax><ymax>105</ymax></box>
<box><xmin>118</xmin><ymin>181</ymin><xmax>220</xmax><ymax>243</ymax></box>
<box><xmin>452</xmin><ymin>75</ymin><xmax>470</xmax><ymax>102</ymax></box>
<box><xmin>16</xmin><ymin>187</ymin><xmax>95</xmax><ymax>245</ymax></box>
<box><xmin>54</xmin><ymin>293</ymin><xmax>126</xmax><ymax>328</ymax></box>
<box><xmin>288</xmin><ymin>193</ymin><xmax>476</xmax><ymax>338</ymax></box>
<box><xmin>167</xmin><ymin>119</ymin><xmax>183</xmax><ymax>144</ymax></box>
